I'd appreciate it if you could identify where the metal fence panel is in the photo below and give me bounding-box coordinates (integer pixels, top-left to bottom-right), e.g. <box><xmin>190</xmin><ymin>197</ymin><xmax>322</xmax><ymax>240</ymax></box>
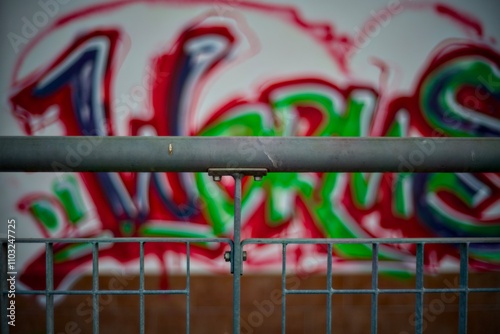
<box><xmin>241</xmin><ymin>238</ymin><xmax>500</xmax><ymax>334</ymax></box>
<box><xmin>0</xmin><ymin>238</ymin><xmax>232</xmax><ymax>334</ymax></box>
<box><xmin>1</xmin><ymin>137</ymin><xmax>500</xmax><ymax>333</ymax></box>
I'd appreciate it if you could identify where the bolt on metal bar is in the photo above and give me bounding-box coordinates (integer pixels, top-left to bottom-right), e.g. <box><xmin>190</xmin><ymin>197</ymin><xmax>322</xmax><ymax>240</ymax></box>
<box><xmin>459</xmin><ymin>243</ymin><xmax>469</xmax><ymax>334</ymax></box>
<box><xmin>46</xmin><ymin>243</ymin><xmax>54</xmax><ymax>334</ymax></box>
<box><xmin>1</xmin><ymin>242</ymin><xmax>8</xmax><ymax>334</ymax></box>
<box><xmin>92</xmin><ymin>242</ymin><xmax>99</xmax><ymax>334</ymax></box>
<box><xmin>371</xmin><ymin>243</ymin><xmax>379</xmax><ymax>334</ymax></box>
<box><xmin>1</xmin><ymin>136</ymin><xmax>500</xmax><ymax>172</ymax></box>
<box><xmin>415</xmin><ymin>243</ymin><xmax>424</xmax><ymax>334</ymax></box>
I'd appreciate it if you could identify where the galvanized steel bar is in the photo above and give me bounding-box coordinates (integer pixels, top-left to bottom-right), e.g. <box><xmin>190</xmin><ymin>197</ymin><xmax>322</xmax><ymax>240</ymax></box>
<box><xmin>186</xmin><ymin>243</ymin><xmax>191</xmax><ymax>334</ymax></box>
<box><xmin>139</xmin><ymin>242</ymin><xmax>145</xmax><ymax>334</ymax></box>
<box><xmin>11</xmin><ymin>289</ymin><xmax>191</xmax><ymax>295</ymax></box>
<box><xmin>232</xmin><ymin>174</ymin><xmax>243</xmax><ymax>334</ymax></box>
<box><xmin>415</xmin><ymin>244</ymin><xmax>424</xmax><ymax>334</ymax></box>
<box><xmin>46</xmin><ymin>243</ymin><xmax>54</xmax><ymax>334</ymax></box>
<box><xmin>326</xmin><ymin>244</ymin><xmax>333</xmax><ymax>334</ymax></box>
<box><xmin>12</xmin><ymin>286</ymin><xmax>498</xmax><ymax>295</ymax></box>
<box><xmin>1</xmin><ymin>136</ymin><xmax>500</xmax><ymax>173</ymax></box>
<box><xmin>283</xmin><ymin>288</ymin><xmax>498</xmax><ymax>294</ymax></box>
<box><xmin>281</xmin><ymin>243</ymin><xmax>287</xmax><ymax>334</ymax></box>
<box><xmin>11</xmin><ymin>237</ymin><xmax>232</xmax><ymax>244</ymax></box>
<box><xmin>459</xmin><ymin>244</ymin><xmax>469</xmax><ymax>334</ymax></box>
<box><xmin>92</xmin><ymin>242</ymin><xmax>99</xmax><ymax>334</ymax></box>
<box><xmin>371</xmin><ymin>243</ymin><xmax>379</xmax><ymax>334</ymax></box>
<box><xmin>242</xmin><ymin>238</ymin><xmax>500</xmax><ymax>245</ymax></box>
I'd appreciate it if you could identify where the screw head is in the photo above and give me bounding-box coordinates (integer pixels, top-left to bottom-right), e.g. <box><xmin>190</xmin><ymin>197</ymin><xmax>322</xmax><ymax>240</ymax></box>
<box><xmin>213</xmin><ymin>175</ymin><xmax>222</xmax><ymax>182</ymax></box>
<box><xmin>254</xmin><ymin>176</ymin><xmax>262</xmax><ymax>182</ymax></box>
<box><xmin>224</xmin><ymin>251</ymin><xmax>231</xmax><ymax>262</ymax></box>
<box><xmin>242</xmin><ymin>251</ymin><xmax>247</xmax><ymax>261</ymax></box>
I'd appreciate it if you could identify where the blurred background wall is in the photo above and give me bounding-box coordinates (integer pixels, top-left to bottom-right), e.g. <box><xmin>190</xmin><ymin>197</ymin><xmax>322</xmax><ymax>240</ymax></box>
<box><xmin>1</xmin><ymin>0</ymin><xmax>499</xmax><ymax>332</ymax></box>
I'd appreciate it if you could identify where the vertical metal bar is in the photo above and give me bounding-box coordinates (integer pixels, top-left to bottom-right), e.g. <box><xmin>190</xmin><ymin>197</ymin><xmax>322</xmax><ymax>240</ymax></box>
<box><xmin>371</xmin><ymin>243</ymin><xmax>379</xmax><ymax>334</ymax></box>
<box><xmin>232</xmin><ymin>173</ymin><xmax>243</xmax><ymax>334</ymax></box>
<box><xmin>1</xmin><ymin>242</ymin><xmax>8</xmax><ymax>334</ymax></box>
<box><xmin>140</xmin><ymin>241</ymin><xmax>145</xmax><ymax>334</ymax></box>
<box><xmin>186</xmin><ymin>242</ymin><xmax>191</xmax><ymax>334</ymax></box>
<box><xmin>415</xmin><ymin>243</ymin><xmax>424</xmax><ymax>334</ymax></box>
<box><xmin>459</xmin><ymin>243</ymin><xmax>469</xmax><ymax>334</ymax></box>
<box><xmin>281</xmin><ymin>243</ymin><xmax>287</xmax><ymax>334</ymax></box>
<box><xmin>92</xmin><ymin>242</ymin><xmax>99</xmax><ymax>334</ymax></box>
<box><xmin>46</xmin><ymin>242</ymin><xmax>54</xmax><ymax>333</ymax></box>
<box><xmin>326</xmin><ymin>244</ymin><xmax>333</xmax><ymax>333</ymax></box>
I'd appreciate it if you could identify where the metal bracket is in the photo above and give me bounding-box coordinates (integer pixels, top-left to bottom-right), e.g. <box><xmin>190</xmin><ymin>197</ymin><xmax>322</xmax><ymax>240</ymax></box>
<box><xmin>209</xmin><ymin>168</ymin><xmax>266</xmax><ymax>332</ymax></box>
<box><xmin>208</xmin><ymin>168</ymin><xmax>267</xmax><ymax>182</ymax></box>
<box><xmin>224</xmin><ymin>251</ymin><xmax>247</xmax><ymax>266</ymax></box>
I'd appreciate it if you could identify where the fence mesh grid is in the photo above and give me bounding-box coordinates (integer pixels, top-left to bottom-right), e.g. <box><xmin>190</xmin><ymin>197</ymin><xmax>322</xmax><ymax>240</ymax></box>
<box><xmin>0</xmin><ymin>238</ymin><xmax>233</xmax><ymax>334</ymax></box>
<box><xmin>242</xmin><ymin>238</ymin><xmax>500</xmax><ymax>334</ymax></box>
<box><xmin>2</xmin><ymin>237</ymin><xmax>500</xmax><ymax>333</ymax></box>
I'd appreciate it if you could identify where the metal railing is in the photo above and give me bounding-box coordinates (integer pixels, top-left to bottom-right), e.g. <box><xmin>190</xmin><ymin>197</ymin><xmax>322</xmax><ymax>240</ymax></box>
<box><xmin>1</xmin><ymin>136</ymin><xmax>500</xmax><ymax>173</ymax></box>
<box><xmin>1</xmin><ymin>136</ymin><xmax>500</xmax><ymax>333</ymax></box>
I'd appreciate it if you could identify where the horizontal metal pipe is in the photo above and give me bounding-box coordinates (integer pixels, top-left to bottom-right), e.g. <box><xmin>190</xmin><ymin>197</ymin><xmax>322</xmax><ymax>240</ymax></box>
<box><xmin>241</xmin><ymin>237</ymin><xmax>500</xmax><ymax>245</ymax></box>
<box><xmin>0</xmin><ymin>237</ymin><xmax>232</xmax><ymax>244</ymax></box>
<box><xmin>1</xmin><ymin>237</ymin><xmax>498</xmax><ymax>244</ymax></box>
<box><xmin>13</xmin><ymin>290</ymin><xmax>188</xmax><ymax>295</ymax></box>
<box><xmin>0</xmin><ymin>136</ymin><xmax>499</xmax><ymax>172</ymax></box>
<box><xmin>284</xmin><ymin>288</ymin><xmax>500</xmax><ymax>295</ymax></box>
<box><xmin>10</xmin><ymin>287</ymin><xmax>500</xmax><ymax>296</ymax></box>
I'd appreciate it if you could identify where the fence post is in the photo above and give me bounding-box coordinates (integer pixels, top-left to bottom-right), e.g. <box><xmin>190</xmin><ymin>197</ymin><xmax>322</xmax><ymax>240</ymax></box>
<box><xmin>208</xmin><ymin>168</ymin><xmax>267</xmax><ymax>334</ymax></box>
<box><xmin>233</xmin><ymin>173</ymin><xmax>243</xmax><ymax>334</ymax></box>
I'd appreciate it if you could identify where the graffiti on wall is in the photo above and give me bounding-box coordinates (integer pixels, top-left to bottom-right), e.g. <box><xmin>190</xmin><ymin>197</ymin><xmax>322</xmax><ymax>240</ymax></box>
<box><xmin>6</xmin><ymin>0</ymin><xmax>500</xmax><ymax>290</ymax></box>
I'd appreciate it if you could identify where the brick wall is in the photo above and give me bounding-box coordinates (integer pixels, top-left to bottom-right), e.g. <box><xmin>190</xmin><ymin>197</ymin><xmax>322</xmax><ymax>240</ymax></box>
<box><xmin>13</xmin><ymin>273</ymin><xmax>500</xmax><ymax>333</ymax></box>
